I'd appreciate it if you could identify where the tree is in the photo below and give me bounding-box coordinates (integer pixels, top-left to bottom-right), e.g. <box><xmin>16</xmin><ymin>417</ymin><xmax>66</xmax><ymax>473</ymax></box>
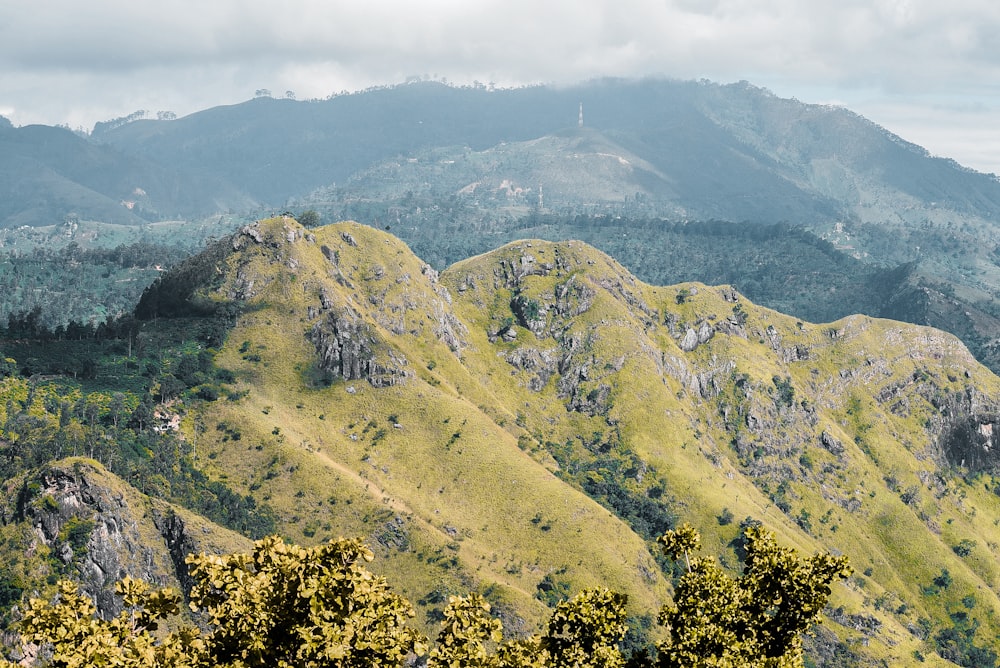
<box><xmin>542</xmin><ymin>588</ymin><xmax>629</xmax><ymax>668</ymax></box>
<box><xmin>185</xmin><ymin>535</ymin><xmax>426</xmax><ymax>667</ymax></box>
<box><xmin>3</xmin><ymin>528</ymin><xmax>849</xmax><ymax>668</ymax></box>
<box><xmin>3</xmin><ymin>537</ymin><xmax>425</xmax><ymax>668</ymax></box>
<box><xmin>9</xmin><ymin>578</ymin><xmax>205</xmax><ymax>668</ymax></box>
<box><xmin>428</xmin><ymin>593</ymin><xmax>502</xmax><ymax>668</ymax></box>
<box><xmin>656</xmin><ymin>523</ymin><xmax>852</xmax><ymax>668</ymax></box>
<box><xmin>298</xmin><ymin>210</ymin><xmax>321</xmax><ymax>228</ymax></box>
<box><xmin>428</xmin><ymin>588</ymin><xmax>628</xmax><ymax>668</ymax></box>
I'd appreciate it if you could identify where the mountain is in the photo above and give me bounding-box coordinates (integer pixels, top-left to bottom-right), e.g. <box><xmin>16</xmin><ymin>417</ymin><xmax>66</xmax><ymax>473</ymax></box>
<box><xmin>8</xmin><ymin>78</ymin><xmax>1000</xmax><ymax>381</ymax></box>
<box><xmin>94</xmin><ymin>78</ymin><xmax>1000</xmax><ymax>375</ymax></box>
<box><xmin>9</xmin><ymin>217</ymin><xmax>1000</xmax><ymax>664</ymax></box>
<box><xmin>0</xmin><ymin>458</ymin><xmax>250</xmax><ymax>634</ymax></box>
<box><xmin>0</xmin><ymin>122</ymin><xmax>254</xmax><ymax>227</ymax></box>
<box><xmin>93</xmin><ymin>79</ymin><xmax>1000</xmax><ymax>225</ymax></box>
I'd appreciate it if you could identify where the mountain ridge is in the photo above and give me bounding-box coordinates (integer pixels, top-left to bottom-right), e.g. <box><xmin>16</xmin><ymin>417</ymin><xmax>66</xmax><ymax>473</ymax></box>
<box><xmin>102</xmin><ymin>217</ymin><xmax>1000</xmax><ymax>664</ymax></box>
<box><xmin>7</xmin><ymin>77</ymin><xmax>1000</xmax><ymax>385</ymax></box>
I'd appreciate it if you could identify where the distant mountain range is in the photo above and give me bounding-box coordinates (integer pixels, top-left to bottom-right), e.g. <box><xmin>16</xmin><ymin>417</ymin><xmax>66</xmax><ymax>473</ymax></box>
<box><xmin>87</xmin><ymin>79</ymin><xmax>1000</xmax><ymax>226</ymax></box>
<box><xmin>4</xmin><ymin>77</ymin><xmax>1000</xmax><ymax>376</ymax></box>
<box><xmin>5</xmin><ymin>77</ymin><xmax>998</xmax><ymax>230</ymax></box>
<box><xmin>0</xmin><ymin>118</ymin><xmax>254</xmax><ymax>226</ymax></box>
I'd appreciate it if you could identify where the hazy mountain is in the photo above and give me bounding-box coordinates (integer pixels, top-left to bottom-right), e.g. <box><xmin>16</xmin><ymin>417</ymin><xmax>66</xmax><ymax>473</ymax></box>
<box><xmin>98</xmin><ymin>79</ymin><xmax>1000</xmax><ymax>366</ymax></box>
<box><xmin>92</xmin><ymin>79</ymin><xmax>1000</xmax><ymax>225</ymax></box>
<box><xmin>8</xmin><ymin>217</ymin><xmax>1000</xmax><ymax>665</ymax></box>
<box><xmin>8</xmin><ymin>77</ymin><xmax>1000</xmax><ymax>388</ymax></box>
<box><xmin>0</xmin><ymin>122</ymin><xmax>255</xmax><ymax>227</ymax></box>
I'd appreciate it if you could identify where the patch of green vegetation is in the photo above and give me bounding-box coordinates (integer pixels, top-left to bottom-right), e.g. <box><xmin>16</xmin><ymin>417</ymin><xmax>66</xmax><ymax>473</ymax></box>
<box><xmin>0</xmin><ymin>292</ymin><xmax>277</xmax><ymax>542</ymax></box>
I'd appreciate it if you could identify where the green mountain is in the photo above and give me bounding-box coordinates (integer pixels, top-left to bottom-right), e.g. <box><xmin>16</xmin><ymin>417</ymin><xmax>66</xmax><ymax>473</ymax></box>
<box><xmin>0</xmin><ymin>122</ymin><xmax>254</xmax><ymax>227</ymax></box>
<box><xmin>8</xmin><ymin>217</ymin><xmax>1000</xmax><ymax>665</ymax></box>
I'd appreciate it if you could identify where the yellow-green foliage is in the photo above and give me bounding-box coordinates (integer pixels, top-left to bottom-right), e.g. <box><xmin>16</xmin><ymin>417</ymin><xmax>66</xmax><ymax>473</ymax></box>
<box><xmin>5</xmin><ymin>528</ymin><xmax>843</xmax><ymax>668</ymax></box>
<box><xmin>10</xmin><ymin>578</ymin><xmax>205</xmax><ymax>668</ymax></box>
<box><xmin>657</xmin><ymin>524</ymin><xmax>851</xmax><ymax>668</ymax></box>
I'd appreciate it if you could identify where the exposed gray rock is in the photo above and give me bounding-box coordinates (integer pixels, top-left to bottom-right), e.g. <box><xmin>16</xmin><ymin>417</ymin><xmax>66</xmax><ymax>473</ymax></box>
<box><xmin>766</xmin><ymin>325</ymin><xmax>782</xmax><ymax>351</ymax></box>
<box><xmin>7</xmin><ymin>462</ymin><xmax>245</xmax><ymax>621</ymax></box>
<box><xmin>715</xmin><ymin>317</ymin><xmax>747</xmax><ymax>337</ymax></box>
<box><xmin>506</xmin><ymin>348</ymin><xmax>557</xmax><ymax>392</ymax></box>
<box><xmin>697</xmin><ymin>321</ymin><xmax>715</xmax><ymax>345</ymax></box>
<box><xmin>372</xmin><ymin>515</ymin><xmax>410</xmax><ymax>551</ymax></box>
<box><xmin>820</xmin><ymin>430</ymin><xmax>845</xmax><ymax>455</ymax></box>
<box><xmin>432</xmin><ymin>303</ymin><xmax>468</xmax><ymax>352</ymax></box>
<box><xmin>493</xmin><ymin>252</ymin><xmax>552</xmax><ymax>288</ymax></box>
<box><xmin>153</xmin><ymin>510</ymin><xmax>200</xmax><ymax>597</ymax></box>
<box><xmin>510</xmin><ymin>293</ymin><xmax>548</xmax><ymax>337</ymax></box>
<box><xmin>680</xmin><ymin>328</ymin><xmax>699</xmax><ymax>352</ymax></box>
<box><xmin>319</xmin><ymin>287</ymin><xmax>335</xmax><ymax>310</ymax></box>
<box><xmin>565</xmin><ymin>383</ymin><xmax>612</xmax><ymax>416</ymax></box>
<box><xmin>237</xmin><ymin>224</ymin><xmax>263</xmax><ymax>246</ymax></box>
<box><xmin>553</xmin><ymin>276</ymin><xmax>596</xmax><ymax>319</ymax></box>
<box><xmin>309</xmin><ymin>307</ymin><xmax>410</xmax><ymax>387</ymax></box>
<box><xmin>598</xmin><ymin>278</ymin><xmax>656</xmax><ymax>319</ymax></box>
<box><xmin>421</xmin><ymin>263</ymin><xmax>439</xmax><ymax>284</ymax></box>
<box><xmin>321</xmin><ymin>245</ymin><xmax>339</xmax><ymax>265</ymax></box>
<box><xmin>781</xmin><ymin>345</ymin><xmax>810</xmax><ymax>362</ymax></box>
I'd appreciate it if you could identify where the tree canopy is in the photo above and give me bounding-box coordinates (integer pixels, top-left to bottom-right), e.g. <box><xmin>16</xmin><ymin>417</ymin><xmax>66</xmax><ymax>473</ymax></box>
<box><xmin>1</xmin><ymin>525</ymin><xmax>850</xmax><ymax>668</ymax></box>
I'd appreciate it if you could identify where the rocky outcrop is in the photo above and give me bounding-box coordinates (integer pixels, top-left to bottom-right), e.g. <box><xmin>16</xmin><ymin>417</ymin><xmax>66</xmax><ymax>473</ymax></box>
<box><xmin>13</xmin><ymin>464</ymin><xmax>149</xmax><ymax>617</ymax></box>
<box><xmin>680</xmin><ymin>328</ymin><xmax>699</xmax><ymax>352</ymax></box>
<box><xmin>933</xmin><ymin>390</ymin><xmax>1000</xmax><ymax>470</ymax></box>
<box><xmin>493</xmin><ymin>249</ymin><xmax>558</xmax><ymax>289</ymax></box>
<box><xmin>432</xmin><ymin>303</ymin><xmax>468</xmax><ymax>352</ymax></box>
<box><xmin>506</xmin><ymin>348</ymin><xmax>558</xmax><ymax>392</ymax></box>
<box><xmin>153</xmin><ymin>509</ymin><xmax>201</xmax><ymax>597</ymax></box>
<box><xmin>6</xmin><ymin>460</ymin><xmax>247</xmax><ymax>619</ymax></box>
<box><xmin>309</xmin><ymin>307</ymin><xmax>410</xmax><ymax>387</ymax></box>
<box><xmin>820</xmin><ymin>430</ymin><xmax>845</xmax><ymax>456</ymax></box>
<box><xmin>553</xmin><ymin>276</ymin><xmax>596</xmax><ymax>319</ymax></box>
<box><xmin>661</xmin><ymin>354</ymin><xmax>735</xmax><ymax>399</ymax></box>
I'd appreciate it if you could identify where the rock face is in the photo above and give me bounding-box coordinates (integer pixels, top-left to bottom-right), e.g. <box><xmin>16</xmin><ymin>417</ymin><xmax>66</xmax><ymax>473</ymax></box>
<box><xmin>4</xmin><ymin>460</ymin><xmax>248</xmax><ymax>619</ymax></box>
<box><xmin>309</xmin><ymin>307</ymin><xmax>410</xmax><ymax>387</ymax></box>
<box><xmin>932</xmin><ymin>390</ymin><xmax>1000</xmax><ymax>470</ymax></box>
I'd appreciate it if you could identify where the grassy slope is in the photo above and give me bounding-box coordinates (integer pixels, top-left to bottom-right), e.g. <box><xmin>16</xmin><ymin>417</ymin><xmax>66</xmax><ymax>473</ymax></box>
<box><xmin>445</xmin><ymin>239</ymin><xmax>1000</xmax><ymax>663</ymax></box>
<box><xmin>190</xmin><ymin>218</ymin><xmax>670</xmax><ymax>634</ymax></box>
<box><xmin>182</xmin><ymin>217</ymin><xmax>1000</xmax><ymax>663</ymax></box>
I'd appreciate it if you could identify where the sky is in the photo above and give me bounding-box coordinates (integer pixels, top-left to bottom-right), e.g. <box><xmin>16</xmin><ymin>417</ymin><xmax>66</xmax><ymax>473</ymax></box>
<box><xmin>2</xmin><ymin>0</ymin><xmax>1000</xmax><ymax>173</ymax></box>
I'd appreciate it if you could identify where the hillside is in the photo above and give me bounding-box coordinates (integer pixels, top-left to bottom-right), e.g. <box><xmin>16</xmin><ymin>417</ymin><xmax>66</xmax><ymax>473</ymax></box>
<box><xmin>0</xmin><ymin>458</ymin><xmax>250</xmax><ymax>636</ymax></box>
<box><xmin>5</xmin><ymin>216</ymin><xmax>989</xmax><ymax>665</ymax></box>
<box><xmin>0</xmin><ymin>122</ymin><xmax>254</xmax><ymax>228</ymax></box>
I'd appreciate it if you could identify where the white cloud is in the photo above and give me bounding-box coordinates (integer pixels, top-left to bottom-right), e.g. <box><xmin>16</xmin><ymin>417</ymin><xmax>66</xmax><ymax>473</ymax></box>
<box><xmin>2</xmin><ymin>0</ymin><xmax>1000</xmax><ymax>171</ymax></box>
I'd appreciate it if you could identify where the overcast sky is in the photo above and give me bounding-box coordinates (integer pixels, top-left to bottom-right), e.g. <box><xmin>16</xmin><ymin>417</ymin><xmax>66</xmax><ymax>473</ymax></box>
<box><xmin>3</xmin><ymin>0</ymin><xmax>1000</xmax><ymax>173</ymax></box>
